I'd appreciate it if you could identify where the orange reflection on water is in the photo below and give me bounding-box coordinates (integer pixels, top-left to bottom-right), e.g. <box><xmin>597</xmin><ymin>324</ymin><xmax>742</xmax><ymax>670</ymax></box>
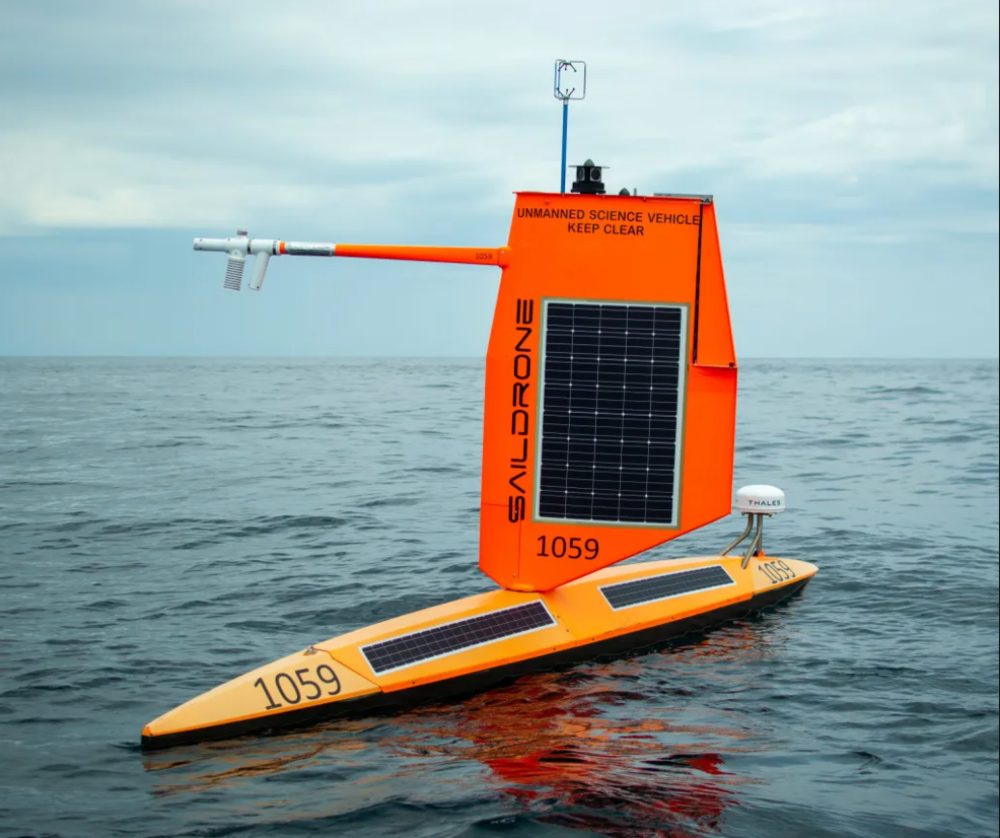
<box><xmin>388</xmin><ymin>666</ymin><xmax>755</xmax><ymax>837</ymax></box>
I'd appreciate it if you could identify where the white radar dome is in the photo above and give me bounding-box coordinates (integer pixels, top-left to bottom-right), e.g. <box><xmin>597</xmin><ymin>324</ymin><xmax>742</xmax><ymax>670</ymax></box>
<box><xmin>735</xmin><ymin>485</ymin><xmax>786</xmax><ymax>515</ymax></box>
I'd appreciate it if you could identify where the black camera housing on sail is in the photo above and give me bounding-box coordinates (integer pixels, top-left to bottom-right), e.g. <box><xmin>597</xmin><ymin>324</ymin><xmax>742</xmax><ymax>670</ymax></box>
<box><xmin>571</xmin><ymin>158</ymin><xmax>606</xmax><ymax>195</ymax></box>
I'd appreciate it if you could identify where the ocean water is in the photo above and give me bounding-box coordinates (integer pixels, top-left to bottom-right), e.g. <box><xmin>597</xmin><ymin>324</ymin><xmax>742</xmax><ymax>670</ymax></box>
<box><xmin>0</xmin><ymin>357</ymin><xmax>996</xmax><ymax>838</ymax></box>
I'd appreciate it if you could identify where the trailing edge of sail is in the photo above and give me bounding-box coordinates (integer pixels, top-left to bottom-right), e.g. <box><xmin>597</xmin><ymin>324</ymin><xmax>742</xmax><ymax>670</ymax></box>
<box><xmin>479</xmin><ymin>192</ymin><xmax>737</xmax><ymax>592</ymax></box>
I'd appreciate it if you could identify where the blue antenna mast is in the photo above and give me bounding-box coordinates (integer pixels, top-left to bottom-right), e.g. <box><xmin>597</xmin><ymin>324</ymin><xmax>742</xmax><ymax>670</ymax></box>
<box><xmin>554</xmin><ymin>60</ymin><xmax>586</xmax><ymax>193</ymax></box>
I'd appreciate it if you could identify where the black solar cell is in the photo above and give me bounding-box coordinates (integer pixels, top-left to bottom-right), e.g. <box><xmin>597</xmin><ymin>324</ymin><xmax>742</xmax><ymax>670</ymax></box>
<box><xmin>361</xmin><ymin>601</ymin><xmax>556</xmax><ymax>674</ymax></box>
<box><xmin>537</xmin><ymin>301</ymin><xmax>686</xmax><ymax>525</ymax></box>
<box><xmin>600</xmin><ymin>565</ymin><xmax>734</xmax><ymax>610</ymax></box>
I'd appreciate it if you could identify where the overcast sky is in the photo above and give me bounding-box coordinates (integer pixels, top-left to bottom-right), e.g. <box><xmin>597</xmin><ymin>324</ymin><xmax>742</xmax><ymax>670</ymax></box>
<box><xmin>1</xmin><ymin>0</ymin><xmax>997</xmax><ymax>357</ymax></box>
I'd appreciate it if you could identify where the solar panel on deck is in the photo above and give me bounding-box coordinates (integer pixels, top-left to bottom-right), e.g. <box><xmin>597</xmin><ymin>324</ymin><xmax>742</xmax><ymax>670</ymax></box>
<box><xmin>361</xmin><ymin>601</ymin><xmax>556</xmax><ymax>675</ymax></box>
<box><xmin>600</xmin><ymin>565</ymin><xmax>735</xmax><ymax>610</ymax></box>
<box><xmin>536</xmin><ymin>301</ymin><xmax>687</xmax><ymax>525</ymax></box>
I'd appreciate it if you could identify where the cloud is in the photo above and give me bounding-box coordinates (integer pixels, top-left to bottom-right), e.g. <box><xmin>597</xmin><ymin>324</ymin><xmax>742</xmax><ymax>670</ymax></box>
<box><xmin>1</xmin><ymin>0</ymin><xmax>995</xmax><ymax>231</ymax></box>
<box><xmin>0</xmin><ymin>0</ymin><xmax>996</xmax><ymax>356</ymax></box>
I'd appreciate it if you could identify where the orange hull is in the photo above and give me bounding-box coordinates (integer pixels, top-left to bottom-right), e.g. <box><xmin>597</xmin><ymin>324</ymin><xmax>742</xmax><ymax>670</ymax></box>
<box><xmin>142</xmin><ymin>554</ymin><xmax>815</xmax><ymax>750</ymax></box>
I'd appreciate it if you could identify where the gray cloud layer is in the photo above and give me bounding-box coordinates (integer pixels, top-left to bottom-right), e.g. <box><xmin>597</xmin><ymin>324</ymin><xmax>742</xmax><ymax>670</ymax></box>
<box><xmin>1</xmin><ymin>0</ymin><xmax>997</xmax><ymax>356</ymax></box>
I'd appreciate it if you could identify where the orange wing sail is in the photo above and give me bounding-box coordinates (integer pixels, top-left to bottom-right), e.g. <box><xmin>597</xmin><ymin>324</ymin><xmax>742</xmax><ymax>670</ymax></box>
<box><xmin>478</xmin><ymin>192</ymin><xmax>737</xmax><ymax>592</ymax></box>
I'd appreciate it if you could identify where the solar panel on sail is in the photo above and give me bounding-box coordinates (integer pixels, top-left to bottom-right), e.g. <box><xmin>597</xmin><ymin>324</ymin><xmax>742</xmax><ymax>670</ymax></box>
<box><xmin>600</xmin><ymin>565</ymin><xmax>735</xmax><ymax>610</ymax></box>
<box><xmin>360</xmin><ymin>601</ymin><xmax>556</xmax><ymax>675</ymax></box>
<box><xmin>536</xmin><ymin>301</ymin><xmax>687</xmax><ymax>525</ymax></box>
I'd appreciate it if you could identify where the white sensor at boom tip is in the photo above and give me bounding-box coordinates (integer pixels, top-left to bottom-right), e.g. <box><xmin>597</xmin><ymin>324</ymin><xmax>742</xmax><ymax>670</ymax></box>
<box><xmin>194</xmin><ymin>230</ymin><xmax>271</xmax><ymax>292</ymax></box>
<box><xmin>193</xmin><ymin>230</ymin><xmax>341</xmax><ymax>292</ymax></box>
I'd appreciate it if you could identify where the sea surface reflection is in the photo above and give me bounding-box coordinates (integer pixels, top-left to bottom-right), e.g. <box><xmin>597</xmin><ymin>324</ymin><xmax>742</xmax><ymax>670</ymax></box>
<box><xmin>4</xmin><ymin>358</ymin><xmax>996</xmax><ymax>837</ymax></box>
